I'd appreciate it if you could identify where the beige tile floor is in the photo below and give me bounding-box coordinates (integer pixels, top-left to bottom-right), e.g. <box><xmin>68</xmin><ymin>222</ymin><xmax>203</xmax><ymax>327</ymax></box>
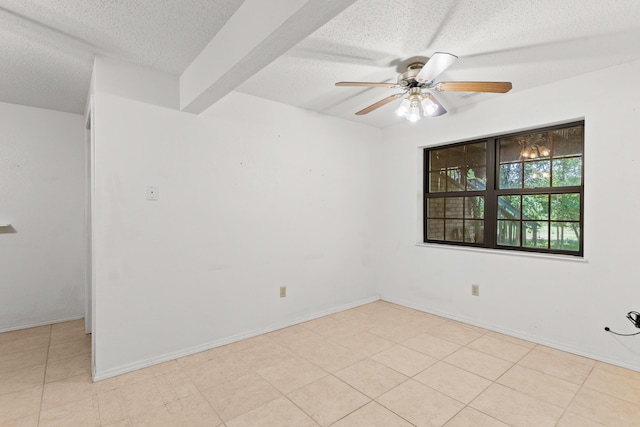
<box><xmin>1</xmin><ymin>301</ymin><xmax>640</xmax><ymax>426</ymax></box>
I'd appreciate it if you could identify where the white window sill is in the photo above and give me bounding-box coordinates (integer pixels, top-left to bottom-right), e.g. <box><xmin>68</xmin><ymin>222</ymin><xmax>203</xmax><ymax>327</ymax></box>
<box><xmin>414</xmin><ymin>242</ymin><xmax>588</xmax><ymax>263</ymax></box>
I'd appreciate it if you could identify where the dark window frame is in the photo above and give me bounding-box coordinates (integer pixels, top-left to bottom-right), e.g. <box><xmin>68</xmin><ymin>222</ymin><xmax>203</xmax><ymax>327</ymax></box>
<box><xmin>423</xmin><ymin>121</ymin><xmax>584</xmax><ymax>257</ymax></box>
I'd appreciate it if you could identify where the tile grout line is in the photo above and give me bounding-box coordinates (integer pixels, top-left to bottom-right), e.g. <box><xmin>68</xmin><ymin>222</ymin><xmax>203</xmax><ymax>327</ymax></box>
<box><xmin>409</xmin><ymin>358</ymin><xmax>494</xmax><ymax>426</ymax></box>
<box><xmin>409</xmin><ymin>357</ymin><xmax>512</xmax><ymax>426</ymax></box>
<box><xmin>10</xmin><ymin>306</ymin><xmax>639</xmax><ymax>426</ymax></box>
<box><xmin>287</xmin><ymin>314</ymin><xmax>472</xmax><ymax>424</ymax></box>
<box><xmin>460</xmin><ymin>373</ymin><xmax>514</xmax><ymax>427</ymax></box>
<box><xmin>369</xmin><ymin>315</ymin><xmax>531</xmax><ymax>426</ymax></box>
<box><xmin>554</xmin><ymin>362</ymin><xmax>600</xmax><ymax>427</ymax></box>
<box><xmin>36</xmin><ymin>324</ymin><xmax>52</xmax><ymax>427</ymax></box>
<box><xmin>185</xmin><ymin>358</ymin><xmax>259</xmax><ymax>426</ymax></box>
<box><xmin>579</xmin><ymin>366</ymin><xmax>640</xmax><ymax>410</ymax></box>
<box><xmin>373</xmin><ymin>375</ymin><xmax>432</xmax><ymax>426</ymax></box>
<box><xmin>480</xmin><ymin>350</ymin><xmax>588</xmax><ymax>427</ymax></box>
<box><xmin>252</xmin><ymin>327</ymin><xmax>408</xmax><ymax>426</ymax></box>
<box><xmin>464</xmin><ymin>334</ymin><xmax>535</xmax><ymax>365</ymax></box>
<box><xmin>264</xmin><ymin>336</ymin><xmax>365</xmax><ymax>425</ymax></box>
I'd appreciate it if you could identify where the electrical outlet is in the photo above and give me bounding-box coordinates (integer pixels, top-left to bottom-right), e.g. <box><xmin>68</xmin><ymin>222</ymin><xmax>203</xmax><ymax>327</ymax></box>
<box><xmin>280</xmin><ymin>286</ymin><xmax>286</xmax><ymax>298</ymax></box>
<box><xmin>471</xmin><ymin>284</ymin><xmax>479</xmax><ymax>296</ymax></box>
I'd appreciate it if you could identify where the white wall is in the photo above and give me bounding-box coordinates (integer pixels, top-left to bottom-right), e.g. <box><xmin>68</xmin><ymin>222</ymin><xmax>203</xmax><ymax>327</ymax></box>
<box><xmin>96</xmin><ymin>57</ymin><xmax>179</xmax><ymax>110</ymax></box>
<box><xmin>376</xmin><ymin>59</ymin><xmax>640</xmax><ymax>370</ymax></box>
<box><xmin>91</xmin><ymin>55</ymin><xmax>640</xmax><ymax>377</ymax></box>
<box><xmin>91</xmin><ymin>59</ymin><xmax>381</xmax><ymax>378</ymax></box>
<box><xmin>0</xmin><ymin>101</ymin><xmax>85</xmax><ymax>331</ymax></box>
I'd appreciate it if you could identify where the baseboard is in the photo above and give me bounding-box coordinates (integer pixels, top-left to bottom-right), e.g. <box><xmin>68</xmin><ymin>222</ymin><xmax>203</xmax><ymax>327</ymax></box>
<box><xmin>0</xmin><ymin>314</ymin><xmax>85</xmax><ymax>334</ymax></box>
<box><xmin>93</xmin><ymin>295</ymin><xmax>380</xmax><ymax>381</ymax></box>
<box><xmin>381</xmin><ymin>295</ymin><xmax>640</xmax><ymax>373</ymax></box>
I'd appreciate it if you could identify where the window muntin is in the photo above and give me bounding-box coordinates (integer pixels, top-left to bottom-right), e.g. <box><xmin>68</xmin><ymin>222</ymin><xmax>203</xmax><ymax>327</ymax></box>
<box><xmin>498</xmin><ymin>126</ymin><xmax>584</xmax><ymax>189</ymax></box>
<box><xmin>428</xmin><ymin>142</ymin><xmax>487</xmax><ymax>193</ymax></box>
<box><xmin>495</xmin><ymin>193</ymin><xmax>581</xmax><ymax>252</ymax></box>
<box><xmin>424</xmin><ymin>122</ymin><xmax>584</xmax><ymax>256</ymax></box>
<box><xmin>426</xmin><ymin>141</ymin><xmax>487</xmax><ymax>245</ymax></box>
<box><xmin>426</xmin><ymin>196</ymin><xmax>485</xmax><ymax>243</ymax></box>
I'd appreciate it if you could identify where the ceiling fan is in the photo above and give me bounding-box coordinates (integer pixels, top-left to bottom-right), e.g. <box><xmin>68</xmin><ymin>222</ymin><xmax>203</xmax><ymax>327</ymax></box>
<box><xmin>335</xmin><ymin>52</ymin><xmax>512</xmax><ymax>122</ymax></box>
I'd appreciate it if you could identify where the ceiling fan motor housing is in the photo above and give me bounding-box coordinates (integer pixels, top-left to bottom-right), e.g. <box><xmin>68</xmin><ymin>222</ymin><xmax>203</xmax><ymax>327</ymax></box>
<box><xmin>397</xmin><ymin>62</ymin><xmax>426</xmax><ymax>88</ymax></box>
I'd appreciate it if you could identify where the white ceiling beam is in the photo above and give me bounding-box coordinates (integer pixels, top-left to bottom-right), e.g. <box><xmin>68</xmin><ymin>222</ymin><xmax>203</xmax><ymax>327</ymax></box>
<box><xmin>179</xmin><ymin>0</ymin><xmax>357</xmax><ymax>114</ymax></box>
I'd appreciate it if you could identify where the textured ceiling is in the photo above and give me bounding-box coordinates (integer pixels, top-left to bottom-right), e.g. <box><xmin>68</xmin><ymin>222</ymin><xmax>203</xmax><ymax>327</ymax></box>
<box><xmin>237</xmin><ymin>0</ymin><xmax>640</xmax><ymax>128</ymax></box>
<box><xmin>0</xmin><ymin>0</ymin><xmax>244</xmax><ymax>113</ymax></box>
<box><xmin>1</xmin><ymin>0</ymin><xmax>640</xmax><ymax>127</ymax></box>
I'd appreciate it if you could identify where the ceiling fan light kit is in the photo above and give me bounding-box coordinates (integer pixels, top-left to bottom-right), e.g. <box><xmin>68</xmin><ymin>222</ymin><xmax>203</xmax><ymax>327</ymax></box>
<box><xmin>395</xmin><ymin>88</ymin><xmax>439</xmax><ymax>122</ymax></box>
<box><xmin>336</xmin><ymin>52</ymin><xmax>513</xmax><ymax>122</ymax></box>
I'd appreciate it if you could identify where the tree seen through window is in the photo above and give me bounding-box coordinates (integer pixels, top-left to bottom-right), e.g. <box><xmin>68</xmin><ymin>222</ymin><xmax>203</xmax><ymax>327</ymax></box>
<box><xmin>425</xmin><ymin>122</ymin><xmax>584</xmax><ymax>256</ymax></box>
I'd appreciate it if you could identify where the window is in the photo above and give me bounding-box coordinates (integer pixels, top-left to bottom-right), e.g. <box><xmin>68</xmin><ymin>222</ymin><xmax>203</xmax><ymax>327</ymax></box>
<box><xmin>424</xmin><ymin>122</ymin><xmax>584</xmax><ymax>256</ymax></box>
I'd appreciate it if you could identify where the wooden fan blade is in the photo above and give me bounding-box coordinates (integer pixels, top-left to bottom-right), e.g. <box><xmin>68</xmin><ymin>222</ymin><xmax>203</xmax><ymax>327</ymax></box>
<box><xmin>355</xmin><ymin>94</ymin><xmax>403</xmax><ymax>115</ymax></box>
<box><xmin>435</xmin><ymin>81</ymin><xmax>513</xmax><ymax>93</ymax></box>
<box><xmin>336</xmin><ymin>81</ymin><xmax>399</xmax><ymax>88</ymax></box>
<box><xmin>415</xmin><ymin>52</ymin><xmax>458</xmax><ymax>82</ymax></box>
<box><xmin>425</xmin><ymin>93</ymin><xmax>447</xmax><ymax>117</ymax></box>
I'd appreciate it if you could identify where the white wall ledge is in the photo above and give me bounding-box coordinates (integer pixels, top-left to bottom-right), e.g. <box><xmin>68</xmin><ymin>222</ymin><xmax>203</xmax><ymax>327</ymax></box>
<box><xmin>414</xmin><ymin>242</ymin><xmax>588</xmax><ymax>263</ymax></box>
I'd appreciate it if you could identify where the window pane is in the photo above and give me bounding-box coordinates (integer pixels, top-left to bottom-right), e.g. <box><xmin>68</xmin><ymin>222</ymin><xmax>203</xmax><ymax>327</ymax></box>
<box><xmin>447</xmin><ymin>145</ymin><xmax>465</xmax><ymax>168</ymax></box>
<box><xmin>550</xmin><ymin>222</ymin><xmax>580</xmax><ymax>251</ymax></box>
<box><xmin>524</xmin><ymin>161</ymin><xmax>550</xmax><ymax>188</ymax></box>
<box><xmin>427</xmin><ymin>197</ymin><xmax>445</xmax><ymax>218</ymax></box>
<box><xmin>429</xmin><ymin>172</ymin><xmax>447</xmax><ymax>192</ymax></box>
<box><xmin>445</xmin><ymin>219</ymin><xmax>464</xmax><ymax>242</ymax></box>
<box><xmin>465</xmin><ymin>196</ymin><xmax>485</xmax><ymax>219</ymax></box>
<box><xmin>552</xmin><ymin>157</ymin><xmax>582</xmax><ymax>187</ymax></box>
<box><xmin>429</xmin><ymin>149</ymin><xmax>447</xmax><ymax>171</ymax></box>
<box><xmin>430</xmin><ymin>144</ymin><xmax>488</xmax><ymax>191</ymax></box>
<box><xmin>552</xmin><ymin>126</ymin><xmax>584</xmax><ymax>158</ymax></box>
<box><xmin>466</xmin><ymin>167</ymin><xmax>486</xmax><ymax>190</ymax></box>
<box><xmin>445</xmin><ymin>197</ymin><xmax>464</xmax><ymax>219</ymax></box>
<box><xmin>427</xmin><ymin>219</ymin><xmax>444</xmax><ymax>240</ymax></box>
<box><xmin>497</xmin><ymin>220</ymin><xmax>520</xmax><ymax>246</ymax></box>
<box><xmin>499</xmin><ymin>138</ymin><xmax>522</xmax><ymax>162</ymax></box>
<box><xmin>447</xmin><ymin>146</ymin><xmax>465</xmax><ymax>169</ymax></box>
<box><xmin>522</xmin><ymin>132</ymin><xmax>551</xmax><ymax>160</ymax></box>
<box><xmin>467</xmin><ymin>142</ymin><xmax>486</xmax><ymax>167</ymax></box>
<box><xmin>446</xmin><ymin>168</ymin><xmax>464</xmax><ymax>191</ymax></box>
<box><xmin>500</xmin><ymin>133</ymin><xmax>552</xmax><ymax>162</ymax></box>
<box><xmin>551</xmin><ymin>194</ymin><xmax>580</xmax><ymax>221</ymax></box>
<box><xmin>522</xmin><ymin>194</ymin><xmax>549</xmax><ymax>220</ymax></box>
<box><xmin>499</xmin><ymin>163</ymin><xmax>522</xmax><ymax>189</ymax></box>
<box><xmin>523</xmin><ymin>221</ymin><xmax>549</xmax><ymax>248</ymax></box>
<box><xmin>464</xmin><ymin>220</ymin><xmax>484</xmax><ymax>243</ymax></box>
<box><xmin>498</xmin><ymin>195</ymin><xmax>521</xmax><ymax>219</ymax></box>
